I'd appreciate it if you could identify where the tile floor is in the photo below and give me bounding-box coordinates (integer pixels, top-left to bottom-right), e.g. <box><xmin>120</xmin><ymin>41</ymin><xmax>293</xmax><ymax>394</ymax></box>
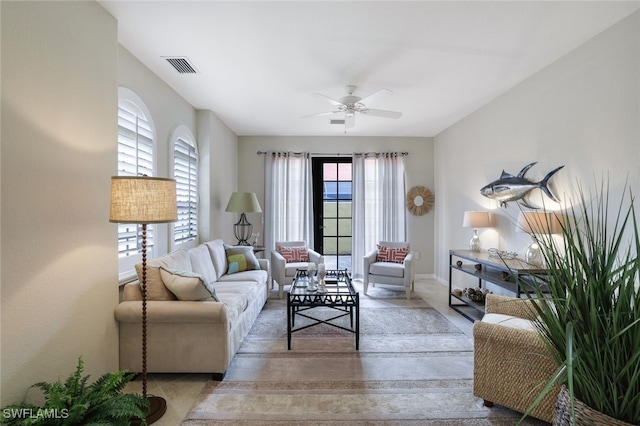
<box><xmin>126</xmin><ymin>278</ymin><xmax>476</xmax><ymax>425</ymax></box>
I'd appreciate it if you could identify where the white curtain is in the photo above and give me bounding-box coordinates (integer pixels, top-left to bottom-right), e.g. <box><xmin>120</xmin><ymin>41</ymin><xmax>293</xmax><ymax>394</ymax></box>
<box><xmin>352</xmin><ymin>153</ymin><xmax>406</xmax><ymax>278</ymax></box>
<box><xmin>264</xmin><ymin>152</ymin><xmax>314</xmax><ymax>252</ymax></box>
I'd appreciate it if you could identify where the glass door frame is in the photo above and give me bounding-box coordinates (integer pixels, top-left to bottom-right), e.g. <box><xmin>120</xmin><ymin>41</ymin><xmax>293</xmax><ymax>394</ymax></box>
<box><xmin>311</xmin><ymin>157</ymin><xmax>353</xmax><ymax>272</ymax></box>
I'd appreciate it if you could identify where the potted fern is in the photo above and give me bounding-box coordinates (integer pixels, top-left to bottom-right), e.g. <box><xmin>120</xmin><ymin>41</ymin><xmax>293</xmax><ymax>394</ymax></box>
<box><xmin>521</xmin><ymin>180</ymin><xmax>640</xmax><ymax>425</ymax></box>
<box><xmin>1</xmin><ymin>357</ymin><xmax>149</xmax><ymax>425</ymax></box>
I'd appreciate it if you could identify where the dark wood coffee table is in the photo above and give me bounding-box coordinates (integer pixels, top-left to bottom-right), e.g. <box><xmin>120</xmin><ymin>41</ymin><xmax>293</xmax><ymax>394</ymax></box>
<box><xmin>287</xmin><ymin>269</ymin><xmax>359</xmax><ymax>350</ymax></box>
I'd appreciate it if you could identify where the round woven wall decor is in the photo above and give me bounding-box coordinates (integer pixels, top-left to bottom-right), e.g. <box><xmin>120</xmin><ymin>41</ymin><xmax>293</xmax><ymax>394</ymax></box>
<box><xmin>406</xmin><ymin>186</ymin><xmax>434</xmax><ymax>216</ymax></box>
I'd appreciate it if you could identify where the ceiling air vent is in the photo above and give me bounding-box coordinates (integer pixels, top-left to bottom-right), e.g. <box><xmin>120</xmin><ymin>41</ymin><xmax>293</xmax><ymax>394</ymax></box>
<box><xmin>164</xmin><ymin>57</ymin><xmax>197</xmax><ymax>74</ymax></box>
<box><xmin>330</xmin><ymin>119</ymin><xmax>345</xmax><ymax>125</ymax></box>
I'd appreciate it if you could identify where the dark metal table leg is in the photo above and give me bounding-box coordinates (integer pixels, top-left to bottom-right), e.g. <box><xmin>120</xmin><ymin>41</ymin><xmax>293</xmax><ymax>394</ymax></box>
<box><xmin>349</xmin><ymin>306</ymin><xmax>353</xmax><ymax>328</ymax></box>
<box><xmin>355</xmin><ymin>293</ymin><xmax>360</xmax><ymax>350</ymax></box>
<box><xmin>287</xmin><ymin>297</ymin><xmax>292</xmax><ymax>350</ymax></box>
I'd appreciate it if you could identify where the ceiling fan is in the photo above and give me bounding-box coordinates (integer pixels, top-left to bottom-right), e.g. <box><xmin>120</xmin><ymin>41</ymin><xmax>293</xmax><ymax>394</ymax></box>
<box><xmin>304</xmin><ymin>85</ymin><xmax>402</xmax><ymax>129</ymax></box>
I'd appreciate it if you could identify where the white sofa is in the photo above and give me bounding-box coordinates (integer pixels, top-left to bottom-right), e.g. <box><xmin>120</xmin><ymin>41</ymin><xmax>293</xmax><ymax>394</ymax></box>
<box><xmin>115</xmin><ymin>239</ymin><xmax>269</xmax><ymax>380</ymax></box>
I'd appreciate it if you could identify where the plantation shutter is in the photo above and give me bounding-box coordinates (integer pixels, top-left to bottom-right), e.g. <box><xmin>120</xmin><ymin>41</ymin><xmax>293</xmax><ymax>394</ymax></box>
<box><xmin>117</xmin><ymin>105</ymin><xmax>155</xmax><ymax>258</ymax></box>
<box><xmin>174</xmin><ymin>137</ymin><xmax>198</xmax><ymax>244</ymax></box>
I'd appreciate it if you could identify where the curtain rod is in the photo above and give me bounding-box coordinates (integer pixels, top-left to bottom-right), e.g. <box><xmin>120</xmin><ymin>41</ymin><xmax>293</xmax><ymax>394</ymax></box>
<box><xmin>256</xmin><ymin>151</ymin><xmax>408</xmax><ymax>156</ymax></box>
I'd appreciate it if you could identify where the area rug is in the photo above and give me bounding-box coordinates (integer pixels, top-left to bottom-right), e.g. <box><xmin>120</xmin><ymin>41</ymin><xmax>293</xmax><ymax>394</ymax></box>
<box><xmin>182</xmin><ymin>292</ymin><xmax>547</xmax><ymax>425</ymax></box>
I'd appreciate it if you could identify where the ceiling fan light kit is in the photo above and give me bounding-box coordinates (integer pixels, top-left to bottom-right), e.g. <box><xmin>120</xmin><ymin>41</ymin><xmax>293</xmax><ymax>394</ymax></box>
<box><xmin>306</xmin><ymin>85</ymin><xmax>402</xmax><ymax>131</ymax></box>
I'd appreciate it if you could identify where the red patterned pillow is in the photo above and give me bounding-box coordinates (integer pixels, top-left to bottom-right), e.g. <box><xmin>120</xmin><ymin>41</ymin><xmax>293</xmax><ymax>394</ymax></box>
<box><xmin>377</xmin><ymin>244</ymin><xmax>409</xmax><ymax>264</ymax></box>
<box><xmin>277</xmin><ymin>245</ymin><xmax>310</xmax><ymax>263</ymax></box>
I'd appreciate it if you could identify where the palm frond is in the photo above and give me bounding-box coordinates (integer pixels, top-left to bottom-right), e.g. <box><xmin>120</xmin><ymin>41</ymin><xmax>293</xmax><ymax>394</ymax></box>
<box><xmin>521</xmin><ymin>179</ymin><xmax>640</xmax><ymax>424</ymax></box>
<box><xmin>0</xmin><ymin>357</ymin><xmax>148</xmax><ymax>425</ymax></box>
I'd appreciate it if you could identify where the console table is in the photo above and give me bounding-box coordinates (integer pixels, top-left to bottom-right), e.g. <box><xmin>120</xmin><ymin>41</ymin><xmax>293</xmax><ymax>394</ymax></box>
<box><xmin>448</xmin><ymin>249</ymin><xmax>548</xmax><ymax>321</ymax></box>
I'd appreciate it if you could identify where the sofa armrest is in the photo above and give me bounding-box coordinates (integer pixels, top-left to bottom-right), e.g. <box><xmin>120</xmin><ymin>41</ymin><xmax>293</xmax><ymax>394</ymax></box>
<box><xmin>403</xmin><ymin>252</ymin><xmax>415</xmax><ymax>286</ymax></box>
<box><xmin>308</xmin><ymin>248</ymin><xmax>324</xmax><ymax>265</ymax></box>
<box><xmin>271</xmin><ymin>250</ymin><xmax>286</xmax><ymax>287</ymax></box>
<box><xmin>258</xmin><ymin>258</ymin><xmax>271</xmax><ymax>289</ymax></box>
<box><xmin>473</xmin><ymin>318</ymin><xmax>558</xmax><ymax>422</ymax></box>
<box><xmin>362</xmin><ymin>249</ymin><xmax>378</xmax><ymax>284</ymax></box>
<box><xmin>258</xmin><ymin>258</ymin><xmax>270</xmax><ymax>273</ymax></box>
<box><xmin>364</xmin><ymin>249</ymin><xmax>377</xmax><ymax>265</ymax></box>
<box><xmin>484</xmin><ymin>294</ymin><xmax>541</xmax><ymax>321</ymax></box>
<box><xmin>115</xmin><ymin>300</ymin><xmax>228</xmax><ymax>324</ymax></box>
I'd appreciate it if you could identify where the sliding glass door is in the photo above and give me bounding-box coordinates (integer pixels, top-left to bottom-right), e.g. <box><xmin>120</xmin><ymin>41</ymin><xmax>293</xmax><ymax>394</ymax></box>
<box><xmin>312</xmin><ymin>158</ymin><xmax>352</xmax><ymax>272</ymax></box>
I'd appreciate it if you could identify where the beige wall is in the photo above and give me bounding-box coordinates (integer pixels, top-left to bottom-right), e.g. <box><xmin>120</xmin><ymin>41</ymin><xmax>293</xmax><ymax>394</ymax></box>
<box><xmin>1</xmin><ymin>1</ymin><xmax>119</xmax><ymax>405</ymax></box>
<box><xmin>237</xmin><ymin>136</ymin><xmax>436</xmax><ymax>274</ymax></box>
<box><xmin>198</xmin><ymin>110</ymin><xmax>239</xmax><ymax>243</ymax></box>
<box><xmin>118</xmin><ymin>46</ymin><xmax>239</xmax><ymax>250</ymax></box>
<box><xmin>434</xmin><ymin>11</ymin><xmax>640</xmax><ymax>282</ymax></box>
<box><xmin>118</xmin><ymin>46</ymin><xmax>199</xmax><ymax>255</ymax></box>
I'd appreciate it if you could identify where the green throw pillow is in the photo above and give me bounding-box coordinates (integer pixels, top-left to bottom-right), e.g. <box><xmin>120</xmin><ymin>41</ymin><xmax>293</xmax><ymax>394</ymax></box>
<box><xmin>159</xmin><ymin>267</ymin><xmax>220</xmax><ymax>301</ymax></box>
<box><xmin>224</xmin><ymin>245</ymin><xmax>261</xmax><ymax>274</ymax></box>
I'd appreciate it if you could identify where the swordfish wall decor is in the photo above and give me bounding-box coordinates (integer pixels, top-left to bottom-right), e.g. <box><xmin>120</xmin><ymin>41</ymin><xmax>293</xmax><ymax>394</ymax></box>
<box><xmin>480</xmin><ymin>162</ymin><xmax>564</xmax><ymax>208</ymax></box>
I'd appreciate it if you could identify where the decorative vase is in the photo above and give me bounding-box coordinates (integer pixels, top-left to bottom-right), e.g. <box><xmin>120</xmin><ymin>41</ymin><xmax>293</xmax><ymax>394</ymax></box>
<box><xmin>316</xmin><ymin>264</ymin><xmax>327</xmax><ymax>293</ymax></box>
<box><xmin>553</xmin><ymin>386</ymin><xmax>634</xmax><ymax>426</ymax></box>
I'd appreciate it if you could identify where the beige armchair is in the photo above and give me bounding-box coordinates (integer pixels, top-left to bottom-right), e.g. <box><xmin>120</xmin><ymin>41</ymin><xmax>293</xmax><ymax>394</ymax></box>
<box><xmin>271</xmin><ymin>241</ymin><xmax>324</xmax><ymax>298</ymax></box>
<box><xmin>363</xmin><ymin>241</ymin><xmax>415</xmax><ymax>300</ymax></box>
<box><xmin>473</xmin><ymin>294</ymin><xmax>559</xmax><ymax>423</ymax></box>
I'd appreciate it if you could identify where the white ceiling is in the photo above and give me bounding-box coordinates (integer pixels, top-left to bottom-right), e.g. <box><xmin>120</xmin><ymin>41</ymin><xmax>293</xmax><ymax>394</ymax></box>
<box><xmin>99</xmin><ymin>1</ymin><xmax>640</xmax><ymax>137</ymax></box>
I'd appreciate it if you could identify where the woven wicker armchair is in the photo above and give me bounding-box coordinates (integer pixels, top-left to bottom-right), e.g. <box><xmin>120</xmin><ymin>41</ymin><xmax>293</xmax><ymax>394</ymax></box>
<box><xmin>473</xmin><ymin>294</ymin><xmax>559</xmax><ymax>423</ymax></box>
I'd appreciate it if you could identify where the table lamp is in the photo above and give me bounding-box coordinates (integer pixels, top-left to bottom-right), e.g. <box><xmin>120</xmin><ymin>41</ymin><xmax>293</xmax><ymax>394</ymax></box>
<box><xmin>110</xmin><ymin>176</ymin><xmax>177</xmax><ymax>424</ymax></box>
<box><xmin>517</xmin><ymin>210</ymin><xmax>561</xmax><ymax>266</ymax></box>
<box><xmin>225</xmin><ymin>192</ymin><xmax>262</xmax><ymax>245</ymax></box>
<box><xmin>462</xmin><ymin>211</ymin><xmax>491</xmax><ymax>252</ymax></box>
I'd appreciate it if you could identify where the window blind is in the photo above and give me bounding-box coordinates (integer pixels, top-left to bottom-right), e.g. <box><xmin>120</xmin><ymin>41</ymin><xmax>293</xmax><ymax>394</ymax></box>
<box><xmin>174</xmin><ymin>137</ymin><xmax>198</xmax><ymax>244</ymax></box>
<box><xmin>117</xmin><ymin>105</ymin><xmax>155</xmax><ymax>258</ymax></box>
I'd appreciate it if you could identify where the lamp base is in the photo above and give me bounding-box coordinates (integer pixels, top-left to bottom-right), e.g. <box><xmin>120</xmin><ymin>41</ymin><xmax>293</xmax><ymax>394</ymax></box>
<box><xmin>469</xmin><ymin>229</ymin><xmax>481</xmax><ymax>252</ymax></box>
<box><xmin>132</xmin><ymin>396</ymin><xmax>167</xmax><ymax>425</ymax></box>
<box><xmin>233</xmin><ymin>212</ymin><xmax>253</xmax><ymax>245</ymax></box>
<box><xmin>147</xmin><ymin>396</ymin><xmax>167</xmax><ymax>424</ymax></box>
<box><xmin>525</xmin><ymin>239</ymin><xmax>544</xmax><ymax>267</ymax></box>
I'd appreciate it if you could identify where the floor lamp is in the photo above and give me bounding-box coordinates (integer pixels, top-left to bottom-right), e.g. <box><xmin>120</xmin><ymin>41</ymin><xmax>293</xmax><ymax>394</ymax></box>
<box><xmin>110</xmin><ymin>176</ymin><xmax>177</xmax><ymax>424</ymax></box>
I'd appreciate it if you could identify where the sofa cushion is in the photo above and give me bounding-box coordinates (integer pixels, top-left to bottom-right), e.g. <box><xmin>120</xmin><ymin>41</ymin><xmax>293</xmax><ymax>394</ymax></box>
<box><xmin>212</xmin><ymin>282</ymin><xmax>258</xmax><ymax>323</ymax></box>
<box><xmin>369</xmin><ymin>262</ymin><xmax>405</xmax><ymax>278</ymax></box>
<box><xmin>159</xmin><ymin>267</ymin><xmax>220</xmax><ymax>301</ymax></box>
<box><xmin>481</xmin><ymin>313</ymin><xmax>537</xmax><ymax>331</ymax></box>
<box><xmin>377</xmin><ymin>244</ymin><xmax>409</xmax><ymax>263</ymax></box>
<box><xmin>218</xmin><ymin>269</ymin><xmax>268</xmax><ymax>284</ymax></box>
<box><xmin>205</xmin><ymin>239</ymin><xmax>228</xmax><ymax>281</ymax></box>
<box><xmin>224</xmin><ymin>245</ymin><xmax>261</xmax><ymax>274</ymax></box>
<box><xmin>284</xmin><ymin>262</ymin><xmax>312</xmax><ymax>278</ymax></box>
<box><xmin>189</xmin><ymin>244</ymin><xmax>217</xmax><ymax>283</ymax></box>
<box><xmin>135</xmin><ymin>248</ymin><xmax>191</xmax><ymax>301</ymax></box>
<box><xmin>277</xmin><ymin>245</ymin><xmax>309</xmax><ymax>262</ymax></box>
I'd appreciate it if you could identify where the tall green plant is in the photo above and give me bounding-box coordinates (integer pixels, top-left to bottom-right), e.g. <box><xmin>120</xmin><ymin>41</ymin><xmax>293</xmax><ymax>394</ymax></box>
<box><xmin>1</xmin><ymin>357</ymin><xmax>149</xmax><ymax>425</ymax></box>
<box><xmin>522</xmin><ymin>180</ymin><xmax>640</xmax><ymax>424</ymax></box>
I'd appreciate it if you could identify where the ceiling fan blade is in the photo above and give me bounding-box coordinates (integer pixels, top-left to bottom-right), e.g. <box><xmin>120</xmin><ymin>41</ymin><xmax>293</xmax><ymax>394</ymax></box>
<box><xmin>358</xmin><ymin>88</ymin><xmax>392</xmax><ymax>106</ymax></box>
<box><xmin>345</xmin><ymin>114</ymin><xmax>356</xmax><ymax>128</ymax></box>
<box><xmin>302</xmin><ymin>110</ymin><xmax>341</xmax><ymax>119</ymax></box>
<box><xmin>361</xmin><ymin>108</ymin><xmax>402</xmax><ymax>119</ymax></box>
<box><xmin>313</xmin><ymin>93</ymin><xmax>345</xmax><ymax>108</ymax></box>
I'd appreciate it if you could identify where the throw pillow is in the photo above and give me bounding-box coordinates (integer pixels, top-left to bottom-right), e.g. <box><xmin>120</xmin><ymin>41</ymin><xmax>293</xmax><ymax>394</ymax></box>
<box><xmin>159</xmin><ymin>267</ymin><xmax>220</xmax><ymax>301</ymax></box>
<box><xmin>224</xmin><ymin>245</ymin><xmax>261</xmax><ymax>274</ymax></box>
<box><xmin>377</xmin><ymin>244</ymin><xmax>409</xmax><ymax>264</ymax></box>
<box><xmin>277</xmin><ymin>245</ymin><xmax>309</xmax><ymax>263</ymax></box>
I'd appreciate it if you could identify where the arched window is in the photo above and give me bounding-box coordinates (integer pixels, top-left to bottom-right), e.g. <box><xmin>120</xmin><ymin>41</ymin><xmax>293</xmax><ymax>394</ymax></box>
<box><xmin>171</xmin><ymin>126</ymin><xmax>198</xmax><ymax>247</ymax></box>
<box><xmin>117</xmin><ymin>87</ymin><xmax>156</xmax><ymax>276</ymax></box>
